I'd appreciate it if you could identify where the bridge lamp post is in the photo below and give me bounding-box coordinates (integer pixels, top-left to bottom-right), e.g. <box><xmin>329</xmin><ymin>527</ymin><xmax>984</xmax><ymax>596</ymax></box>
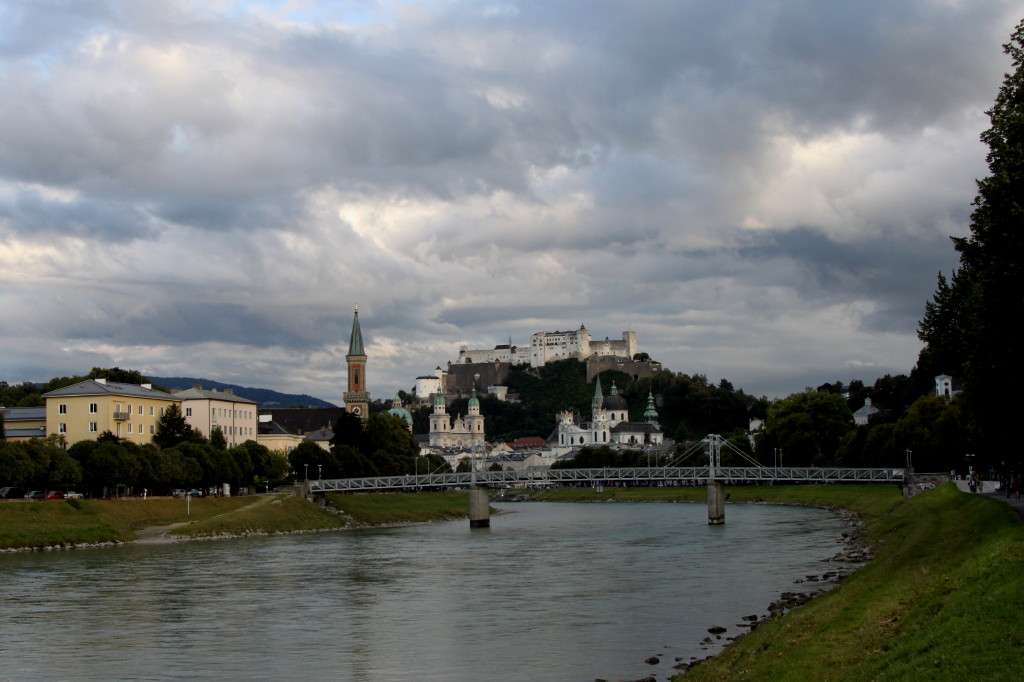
<box><xmin>318</xmin><ymin>464</ymin><xmax>322</xmax><ymax>480</ymax></box>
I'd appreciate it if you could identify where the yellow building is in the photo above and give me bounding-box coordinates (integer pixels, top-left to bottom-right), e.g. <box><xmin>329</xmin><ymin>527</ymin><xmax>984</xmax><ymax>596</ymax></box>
<box><xmin>173</xmin><ymin>385</ymin><xmax>258</xmax><ymax>447</ymax></box>
<box><xmin>0</xmin><ymin>406</ymin><xmax>47</xmax><ymax>441</ymax></box>
<box><xmin>42</xmin><ymin>378</ymin><xmax>180</xmax><ymax>445</ymax></box>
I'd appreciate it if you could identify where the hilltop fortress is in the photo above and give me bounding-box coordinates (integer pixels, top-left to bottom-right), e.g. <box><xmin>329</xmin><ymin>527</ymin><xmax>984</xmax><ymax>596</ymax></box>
<box><xmin>415</xmin><ymin>324</ymin><xmax>661</xmax><ymax>400</ymax></box>
<box><xmin>456</xmin><ymin>325</ymin><xmax>637</xmax><ymax>368</ymax></box>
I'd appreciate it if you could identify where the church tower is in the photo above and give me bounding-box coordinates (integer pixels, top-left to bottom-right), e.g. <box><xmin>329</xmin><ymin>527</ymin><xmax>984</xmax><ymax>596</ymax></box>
<box><xmin>344</xmin><ymin>305</ymin><xmax>370</xmax><ymax>419</ymax></box>
<box><xmin>465</xmin><ymin>386</ymin><xmax>485</xmax><ymax>444</ymax></box>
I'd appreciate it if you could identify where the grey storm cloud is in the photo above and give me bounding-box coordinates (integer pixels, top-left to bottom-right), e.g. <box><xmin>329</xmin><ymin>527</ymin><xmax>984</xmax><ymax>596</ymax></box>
<box><xmin>0</xmin><ymin>0</ymin><xmax>1019</xmax><ymax>402</ymax></box>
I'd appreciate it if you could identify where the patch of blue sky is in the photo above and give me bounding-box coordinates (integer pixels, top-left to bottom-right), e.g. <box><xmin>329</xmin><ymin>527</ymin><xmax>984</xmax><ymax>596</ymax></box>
<box><xmin>216</xmin><ymin>0</ymin><xmax>394</xmax><ymax>26</ymax></box>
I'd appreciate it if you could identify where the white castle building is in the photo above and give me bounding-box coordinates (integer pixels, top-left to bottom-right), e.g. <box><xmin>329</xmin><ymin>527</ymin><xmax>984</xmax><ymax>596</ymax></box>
<box><xmin>457</xmin><ymin>324</ymin><xmax>638</xmax><ymax>368</ymax></box>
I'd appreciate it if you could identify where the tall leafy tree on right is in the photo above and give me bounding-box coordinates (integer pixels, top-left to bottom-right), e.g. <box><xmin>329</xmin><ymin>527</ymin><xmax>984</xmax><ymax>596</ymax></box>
<box><xmin>918</xmin><ymin>20</ymin><xmax>1024</xmax><ymax>472</ymax></box>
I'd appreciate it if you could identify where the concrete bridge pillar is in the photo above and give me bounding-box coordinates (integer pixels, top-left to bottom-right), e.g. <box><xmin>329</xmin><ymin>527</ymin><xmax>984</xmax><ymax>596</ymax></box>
<box><xmin>707</xmin><ymin>481</ymin><xmax>725</xmax><ymax>525</ymax></box>
<box><xmin>468</xmin><ymin>485</ymin><xmax>490</xmax><ymax>528</ymax></box>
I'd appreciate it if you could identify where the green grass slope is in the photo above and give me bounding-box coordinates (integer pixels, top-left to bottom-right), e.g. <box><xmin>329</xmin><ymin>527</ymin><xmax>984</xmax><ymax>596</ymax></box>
<box><xmin>680</xmin><ymin>483</ymin><xmax>1024</xmax><ymax>680</ymax></box>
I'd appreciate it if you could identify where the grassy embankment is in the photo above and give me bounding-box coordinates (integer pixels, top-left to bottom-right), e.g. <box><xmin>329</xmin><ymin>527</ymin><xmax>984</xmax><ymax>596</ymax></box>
<box><xmin>0</xmin><ymin>491</ymin><xmax>470</xmax><ymax>548</ymax></box>
<box><xmin>533</xmin><ymin>483</ymin><xmax>1024</xmax><ymax>679</ymax></box>
<box><xmin>680</xmin><ymin>483</ymin><xmax>1024</xmax><ymax>680</ymax></box>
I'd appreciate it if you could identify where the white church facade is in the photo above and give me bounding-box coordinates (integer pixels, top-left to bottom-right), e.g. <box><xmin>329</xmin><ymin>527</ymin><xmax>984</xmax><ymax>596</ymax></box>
<box><xmin>556</xmin><ymin>377</ymin><xmax>664</xmax><ymax>448</ymax></box>
<box><xmin>428</xmin><ymin>387</ymin><xmax>486</xmax><ymax>448</ymax></box>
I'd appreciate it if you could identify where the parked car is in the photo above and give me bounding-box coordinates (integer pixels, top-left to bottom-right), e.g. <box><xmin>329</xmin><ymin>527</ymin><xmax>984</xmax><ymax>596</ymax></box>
<box><xmin>187</xmin><ymin>489</ymin><xmax>202</xmax><ymax>497</ymax></box>
<box><xmin>64</xmin><ymin>491</ymin><xmax>83</xmax><ymax>499</ymax></box>
<box><xmin>23</xmin><ymin>490</ymin><xmax>44</xmax><ymax>500</ymax></box>
<box><xmin>172</xmin><ymin>489</ymin><xmax>186</xmax><ymax>498</ymax></box>
<box><xmin>45</xmin><ymin>491</ymin><xmax>65</xmax><ymax>500</ymax></box>
<box><xmin>0</xmin><ymin>487</ymin><xmax>25</xmax><ymax>499</ymax></box>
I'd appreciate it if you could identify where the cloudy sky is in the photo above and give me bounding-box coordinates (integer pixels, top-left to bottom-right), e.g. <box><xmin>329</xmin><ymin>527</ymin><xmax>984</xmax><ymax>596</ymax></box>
<box><xmin>1</xmin><ymin>0</ymin><xmax>1020</xmax><ymax>405</ymax></box>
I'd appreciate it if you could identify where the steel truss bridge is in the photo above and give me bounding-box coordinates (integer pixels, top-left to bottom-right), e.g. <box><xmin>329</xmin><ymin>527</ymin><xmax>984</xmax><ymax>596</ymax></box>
<box><xmin>308</xmin><ymin>466</ymin><xmax>906</xmax><ymax>494</ymax></box>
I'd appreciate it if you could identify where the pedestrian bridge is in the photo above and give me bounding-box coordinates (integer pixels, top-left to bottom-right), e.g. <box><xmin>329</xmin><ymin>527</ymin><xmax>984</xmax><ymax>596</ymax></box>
<box><xmin>307</xmin><ymin>466</ymin><xmax>906</xmax><ymax>494</ymax></box>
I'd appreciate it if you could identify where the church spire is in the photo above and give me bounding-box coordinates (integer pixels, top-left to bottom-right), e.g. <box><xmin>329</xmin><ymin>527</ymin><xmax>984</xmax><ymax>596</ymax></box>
<box><xmin>344</xmin><ymin>305</ymin><xmax>370</xmax><ymax>419</ymax></box>
<box><xmin>348</xmin><ymin>304</ymin><xmax>365</xmax><ymax>356</ymax></box>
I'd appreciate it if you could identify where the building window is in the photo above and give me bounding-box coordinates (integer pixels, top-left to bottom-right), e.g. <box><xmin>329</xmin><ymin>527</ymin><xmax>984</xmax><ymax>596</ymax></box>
<box><xmin>186</xmin><ymin>407</ymin><xmax>192</xmax><ymax>417</ymax></box>
<box><xmin>149</xmin><ymin>406</ymin><xmax>154</xmax><ymax>416</ymax></box>
<box><xmin>58</xmin><ymin>404</ymin><xmax>67</xmax><ymax>414</ymax></box>
<box><xmin>89</xmin><ymin>422</ymin><xmax>98</xmax><ymax>433</ymax></box>
<box><xmin>59</xmin><ymin>423</ymin><xmax>66</xmax><ymax>433</ymax></box>
<box><xmin>89</xmin><ymin>403</ymin><xmax>98</xmax><ymax>414</ymax></box>
<box><xmin>160</xmin><ymin>407</ymin><xmax>165</xmax><ymax>416</ymax></box>
<box><xmin>127</xmin><ymin>424</ymin><xmax>132</xmax><ymax>434</ymax></box>
<box><xmin>138</xmin><ymin>404</ymin><xmax>143</xmax><ymax>415</ymax></box>
<box><xmin>150</xmin><ymin>425</ymin><xmax>154</xmax><ymax>434</ymax></box>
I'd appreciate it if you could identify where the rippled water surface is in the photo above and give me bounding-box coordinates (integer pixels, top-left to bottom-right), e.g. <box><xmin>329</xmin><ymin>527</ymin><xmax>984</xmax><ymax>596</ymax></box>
<box><xmin>1</xmin><ymin>501</ymin><xmax>847</xmax><ymax>681</ymax></box>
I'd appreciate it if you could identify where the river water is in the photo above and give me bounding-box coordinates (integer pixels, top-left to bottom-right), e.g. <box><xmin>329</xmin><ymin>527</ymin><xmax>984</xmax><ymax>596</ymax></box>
<box><xmin>1</xmin><ymin>501</ymin><xmax>848</xmax><ymax>681</ymax></box>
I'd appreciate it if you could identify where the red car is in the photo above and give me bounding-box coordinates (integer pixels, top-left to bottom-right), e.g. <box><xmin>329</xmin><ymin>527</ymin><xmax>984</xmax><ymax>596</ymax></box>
<box><xmin>45</xmin><ymin>491</ymin><xmax>65</xmax><ymax>500</ymax></box>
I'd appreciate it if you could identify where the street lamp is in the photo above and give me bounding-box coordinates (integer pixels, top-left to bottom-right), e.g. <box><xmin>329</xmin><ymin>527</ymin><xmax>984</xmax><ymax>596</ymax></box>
<box><xmin>304</xmin><ymin>463</ymin><xmax>308</xmax><ymax>481</ymax></box>
<box><xmin>318</xmin><ymin>464</ymin><xmax>322</xmax><ymax>480</ymax></box>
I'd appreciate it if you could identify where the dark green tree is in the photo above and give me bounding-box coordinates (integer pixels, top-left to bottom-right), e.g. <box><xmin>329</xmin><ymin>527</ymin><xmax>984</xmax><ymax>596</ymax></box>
<box><xmin>0</xmin><ymin>442</ymin><xmax>34</xmax><ymax>486</ymax></box>
<box><xmin>762</xmin><ymin>391</ymin><xmax>854</xmax><ymax>466</ymax></box>
<box><xmin>154</xmin><ymin>403</ymin><xmax>196</xmax><ymax>449</ymax></box>
<box><xmin>210</xmin><ymin>427</ymin><xmax>227</xmax><ymax>451</ymax></box>
<box><xmin>919</xmin><ymin>21</ymin><xmax>1024</xmax><ymax>470</ymax></box>
<box><xmin>288</xmin><ymin>441</ymin><xmax>341</xmax><ymax>480</ymax></box>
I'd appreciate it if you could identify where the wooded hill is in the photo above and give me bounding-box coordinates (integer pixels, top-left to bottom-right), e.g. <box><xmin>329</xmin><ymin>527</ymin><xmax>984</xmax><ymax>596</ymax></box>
<box><xmin>401</xmin><ymin>359</ymin><xmax>770</xmax><ymax>444</ymax></box>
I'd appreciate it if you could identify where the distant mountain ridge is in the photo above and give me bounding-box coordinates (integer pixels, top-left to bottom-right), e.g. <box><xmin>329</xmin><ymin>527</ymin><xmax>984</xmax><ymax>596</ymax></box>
<box><xmin>148</xmin><ymin>376</ymin><xmax>336</xmax><ymax>409</ymax></box>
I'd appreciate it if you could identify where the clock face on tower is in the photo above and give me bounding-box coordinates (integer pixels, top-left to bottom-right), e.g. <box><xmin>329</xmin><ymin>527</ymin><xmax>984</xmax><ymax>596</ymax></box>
<box><xmin>351</xmin><ymin>406</ymin><xmax>362</xmax><ymax>415</ymax></box>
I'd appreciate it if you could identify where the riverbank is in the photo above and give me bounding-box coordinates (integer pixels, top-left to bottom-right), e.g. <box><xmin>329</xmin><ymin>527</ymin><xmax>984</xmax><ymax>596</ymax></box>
<box><xmin>0</xmin><ymin>492</ymin><xmax>470</xmax><ymax>550</ymax></box>
<box><xmin>527</xmin><ymin>483</ymin><xmax>1024</xmax><ymax>679</ymax></box>
<box><xmin>673</xmin><ymin>483</ymin><xmax>1023</xmax><ymax>680</ymax></box>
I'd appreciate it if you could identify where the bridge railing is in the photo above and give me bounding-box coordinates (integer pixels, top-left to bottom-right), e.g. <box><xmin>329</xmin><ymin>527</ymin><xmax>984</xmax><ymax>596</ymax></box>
<box><xmin>306</xmin><ymin>466</ymin><xmax>906</xmax><ymax>493</ymax></box>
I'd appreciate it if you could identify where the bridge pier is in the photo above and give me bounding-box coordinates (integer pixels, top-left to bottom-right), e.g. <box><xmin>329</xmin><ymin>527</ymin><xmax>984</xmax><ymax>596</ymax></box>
<box><xmin>707</xmin><ymin>481</ymin><xmax>725</xmax><ymax>525</ymax></box>
<box><xmin>468</xmin><ymin>485</ymin><xmax>490</xmax><ymax>528</ymax></box>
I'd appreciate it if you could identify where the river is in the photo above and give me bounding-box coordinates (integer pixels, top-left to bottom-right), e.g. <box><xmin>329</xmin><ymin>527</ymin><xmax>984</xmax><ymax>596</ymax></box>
<box><xmin>1</xmin><ymin>501</ymin><xmax>849</xmax><ymax>681</ymax></box>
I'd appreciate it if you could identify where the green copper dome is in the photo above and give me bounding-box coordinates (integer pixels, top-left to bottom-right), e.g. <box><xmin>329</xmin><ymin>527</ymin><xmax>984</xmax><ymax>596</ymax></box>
<box><xmin>643</xmin><ymin>390</ymin><xmax>659</xmax><ymax>423</ymax></box>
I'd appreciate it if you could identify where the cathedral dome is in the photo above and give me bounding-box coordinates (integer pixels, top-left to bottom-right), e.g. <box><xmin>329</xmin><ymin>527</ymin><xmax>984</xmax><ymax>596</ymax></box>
<box><xmin>388</xmin><ymin>394</ymin><xmax>413</xmax><ymax>426</ymax></box>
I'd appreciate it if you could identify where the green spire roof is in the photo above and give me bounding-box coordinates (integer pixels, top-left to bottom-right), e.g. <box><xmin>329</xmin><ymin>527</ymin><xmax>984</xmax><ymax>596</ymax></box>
<box><xmin>644</xmin><ymin>390</ymin><xmax>659</xmax><ymax>423</ymax></box>
<box><xmin>593</xmin><ymin>375</ymin><xmax>603</xmax><ymax>400</ymax></box>
<box><xmin>348</xmin><ymin>305</ymin><xmax>365</xmax><ymax>356</ymax></box>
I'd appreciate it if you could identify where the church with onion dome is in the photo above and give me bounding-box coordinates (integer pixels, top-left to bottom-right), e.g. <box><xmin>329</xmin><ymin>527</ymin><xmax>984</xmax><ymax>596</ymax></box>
<box><xmin>555</xmin><ymin>377</ymin><xmax>664</xmax><ymax>448</ymax></box>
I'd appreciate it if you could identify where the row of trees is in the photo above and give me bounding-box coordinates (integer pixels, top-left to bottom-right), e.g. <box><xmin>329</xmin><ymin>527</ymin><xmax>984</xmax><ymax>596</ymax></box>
<box><xmin>287</xmin><ymin>413</ymin><xmax>452</xmax><ymax>480</ymax></box>
<box><xmin>0</xmin><ymin>367</ymin><xmax>165</xmax><ymax>408</ymax></box>
<box><xmin>0</xmin><ymin>434</ymin><xmax>290</xmax><ymax>497</ymax></box>
<box><xmin>756</xmin><ymin>389</ymin><xmax>973</xmax><ymax>473</ymax></box>
<box><xmin>914</xmin><ymin>20</ymin><xmax>1024</xmax><ymax>475</ymax></box>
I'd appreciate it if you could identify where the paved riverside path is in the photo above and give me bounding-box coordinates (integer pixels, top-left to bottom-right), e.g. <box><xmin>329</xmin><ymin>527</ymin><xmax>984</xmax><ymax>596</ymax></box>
<box><xmin>955</xmin><ymin>479</ymin><xmax>1024</xmax><ymax>518</ymax></box>
<box><xmin>989</xmin><ymin>490</ymin><xmax>1024</xmax><ymax>518</ymax></box>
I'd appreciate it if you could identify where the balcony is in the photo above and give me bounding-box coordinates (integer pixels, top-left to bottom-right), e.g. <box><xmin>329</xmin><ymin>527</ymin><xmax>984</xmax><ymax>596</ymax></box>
<box><xmin>113</xmin><ymin>411</ymin><xmax>129</xmax><ymax>421</ymax></box>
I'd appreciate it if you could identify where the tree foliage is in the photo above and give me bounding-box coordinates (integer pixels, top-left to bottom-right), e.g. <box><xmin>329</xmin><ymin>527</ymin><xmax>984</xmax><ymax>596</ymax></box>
<box><xmin>154</xmin><ymin>403</ymin><xmax>199</xmax><ymax>449</ymax></box>
<box><xmin>760</xmin><ymin>391</ymin><xmax>854</xmax><ymax>466</ymax></box>
<box><xmin>918</xmin><ymin>21</ymin><xmax>1024</xmax><ymax>469</ymax></box>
